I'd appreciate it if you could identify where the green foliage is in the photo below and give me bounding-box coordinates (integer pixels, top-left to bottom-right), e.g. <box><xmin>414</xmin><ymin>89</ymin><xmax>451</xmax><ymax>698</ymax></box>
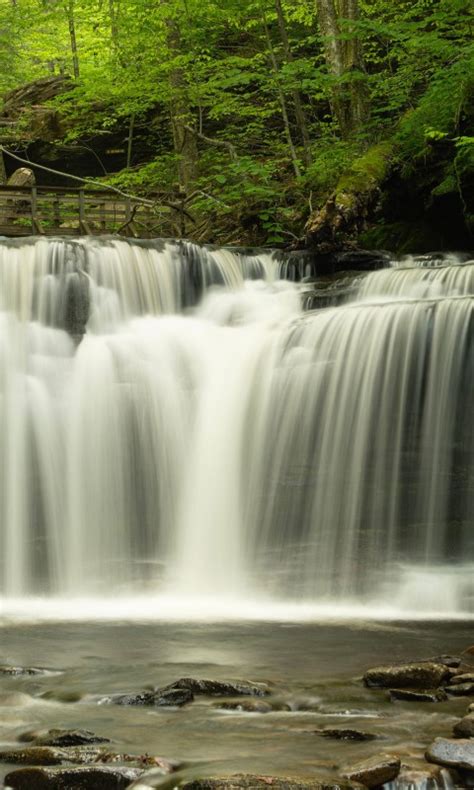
<box><xmin>0</xmin><ymin>0</ymin><xmax>472</xmax><ymax>244</ymax></box>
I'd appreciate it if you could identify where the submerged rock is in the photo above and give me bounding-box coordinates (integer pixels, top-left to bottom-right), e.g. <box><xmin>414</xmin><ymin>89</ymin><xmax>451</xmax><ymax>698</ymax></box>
<box><xmin>179</xmin><ymin>776</ymin><xmax>363</xmax><ymax>790</ymax></box>
<box><xmin>446</xmin><ymin>682</ymin><xmax>474</xmax><ymax>697</ymax></box>
<box><xmin>449</xmin><ymin>673</ymin><xmax>474</xmax><ymax>685</ymax></box>
<box><xmin>0</xmin><ymin>664</ymin><xmax>58</xmax><ymax>676</ymax></box>
<box><xmin>0</xmin><ymin>746</ymin><xmax>104</xmax><ymax>765</ymax></box>
<box><xmin>363</xmin><ymin>662</ymin><xmax>449</xmax><ymax>689</ymax></box>
<box><xmin>342</xmin><ymin>754</ymin><xmax>401</xmax><ymax>787</ymax></box>
<box><xmin>427</xmin><ymin>655</ymin><xmax>462</xmax><ymax>668</ymax></box>
<box><xmin>426</xmin><ymin>737</ymin><xmax>474</xmax><ymax>770</ymax></box>
<box><xmin>453</xmin><ymin>714</ymin><xmax>474</xmax><ymax>738</ymax></box>
<box><xmin>389</xmin><ymin>688</ymin><xmax>447</xmax><ymax>702</ymax></box>
<box><xmin>316</xmin><ymin>728</ymin><xmax>378</xmax><ymax>742</ymax></box>
<box><xmin>161</xmin><ymin>678</ymin><xmax>270</xmax><ymax>697</ymax></box>
<box><xmin>19</xmin><ymin>729</ymin><xmax>111</xmax><ymax>747</ymax></box>
<box><xmin>4</xmin><ymin>765</ymin><xmax>144</xmax><ymax>789</ymax></box>
<box><xmin>103</xmin><ymin>687</ymin><xmax>193</xmax><ymax>707</ymax></box>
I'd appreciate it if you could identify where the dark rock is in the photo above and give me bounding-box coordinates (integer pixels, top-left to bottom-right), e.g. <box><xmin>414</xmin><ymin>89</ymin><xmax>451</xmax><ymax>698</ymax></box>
<box><xmin>103</xmin><ymin>687</ymin><xmax>193</xmax><ymax>707</ymax></box>
<box><xmin>427</xmin><ymin>655</ymin><xmax>462</xmax><ymax>668</ymax></box>
<box><xmin>19</xmin><ymin>729</ymin><xmax>111</xmax><ymax>747</ymax></box>
<box><xmin>153</xmin><ymin>687</ymin><xmax>194</xmax><ymax>706</ymax></box>
<box><xmin>161</xmin><ymin>678</ymin><xmax>269</xmax><ymax>697</ymax></box>
<box><xmin>454</xmin><ymin>714</ymin><xmax>474</xmax><ymax>738</ymax></box>
<box><xmin>449</xmin><ymin>673</ymin><xmax>474</xmax><ymax>685</ymax></box>
<box><xmin>426</xmin><ymin>737</ymin><xmax>474</xmax><ymax>770</ymax></box>
<box><xmin>342</xmin><ymin>754</ymin><xmax>401</xmax><ymax>788</ymax></box>
<box><xmin>105</xmin><ymin>692</ymin><xmax>156</xmax><ymax>706</ymax></box>
<box><xmin>389</xmin><ymin>688</ymin><xmax>448</xmax><ymax>703</ymax></box>
<box><xmin>96</xmin><ymin>753</ymin><xmax>179</xmax><ymax>772</ymax></box>
<box><xmin>178</xmin><ymin>776</ymin><xmax>363</xmax><ymax>790</ymax></box>
<box><xmin>0</xmin><ymin>746</ymin><xmax>104</xmax><ymax>765</ymax></box>
<box><xmin>316</xmin><ymin>728</ymin><xmax>378</xmax><ymax>742</ymax></box>
<box><xmin>363</xmin><ymin>662</ymin><xmax>449</xmax><ymax>689</ymax></box>
<box><xmin>334</xmin><ymin>249</ymin><xmax>391</xmax><ymax>272</ymax></box>
<box><xmin>0</xmin><ymin>664</ymin><xmax>57</xmax><ymax>676</ymax></box>
<box><xmin>446</xmin><ymin>683</ymin><xmax>474</xmax><ymax>697</ymax></box>
<box><xmin>4</xmin><ymin>765</ymin><xmax>143</xmax><ymax>789</ymax></box>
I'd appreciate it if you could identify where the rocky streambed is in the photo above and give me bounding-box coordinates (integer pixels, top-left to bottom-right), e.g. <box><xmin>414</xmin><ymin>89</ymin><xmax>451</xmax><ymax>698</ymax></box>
<box><xmin>0</xmin><ymin>620</ymin><xmax>473</xmax><ymax>789</ymax></box>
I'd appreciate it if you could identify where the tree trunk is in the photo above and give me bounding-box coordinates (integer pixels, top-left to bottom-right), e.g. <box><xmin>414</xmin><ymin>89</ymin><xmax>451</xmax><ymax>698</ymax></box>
<box><xmin>316</xmin><ymin>0</ymin><xmax>368</xmax><ymax>137</ymax></box>
<box><xmin>165</xmin><ymin>16</ymin><xmax>198</xmax><ymax>200</ymax></box>
<box><xmin>263</xmin><ymin>14</ymin><xmax>301</xmax><ymax>179</ymax></box>
<box><xmin>66</xmin><ymin>0</ymin><xmax>80</xmax><ymax>79</ymax></box>
<box><xmin>274</xmin><ymin>0</ymin><xmax>312</xmax><ymax>165</ymax></box>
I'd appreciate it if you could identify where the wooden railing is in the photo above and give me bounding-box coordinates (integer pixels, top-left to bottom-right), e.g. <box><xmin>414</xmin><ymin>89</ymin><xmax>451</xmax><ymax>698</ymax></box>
<box><xmin>0</xmin><ymin>185</ymin><xmax>160</xmax><ymax>237</ymax></box>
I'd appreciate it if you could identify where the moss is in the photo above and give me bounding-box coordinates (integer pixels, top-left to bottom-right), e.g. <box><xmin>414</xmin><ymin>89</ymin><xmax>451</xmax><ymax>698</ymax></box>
<box><xmin>359</xmin><ymin>220</ymin><xmax>446</xmax><ymax>255</ymax></box>
<box><xmin>336</xmin><ymin>142</ymin><xmax>395</xmax><ymax>199</ymax></box>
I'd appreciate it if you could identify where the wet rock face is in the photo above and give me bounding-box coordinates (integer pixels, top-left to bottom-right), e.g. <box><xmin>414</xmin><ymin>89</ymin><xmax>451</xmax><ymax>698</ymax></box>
<box><xmin>453</xmin><ymin>714</ymin><xmax>474</xmax><ymax>738</ymax></box>
<box><xmin>0</xmin><ymin>746</ymin><xmax>104</xmax><ymax>765</ymax></box>
<box><xmin>4</xmin><ymin>765</ymin><xmax>144</xmax><ymax>789</ymax></box>
<box><xmin>19</xmin><ymin>729</ymin><xmax>111</xmax><ymax>747</ymax></box>
<box><xmin>106</xmin><ymin>687</ymin><xmax>194</xmax><ymax>707</ymax></box>
<box><xmin>426</xmin><ymin>737</ymin><xmax>474</xmax><ymax>770</ymax></box>
<box><xmin>342</xmin><ymin>754</ymin><xmax>401</xmax><ymax>788</ymax></box>
<box><xmin>178</xmin><ymin>776</ymin><xmax>363</xmax><ymax>790</ymax></box>
<box><xmin>0</xmin><ymin>664</ymin><xmax>56</xmax><ymax>676</ymax></box>
<box><xmin>446</xmin><ymin>682</ymin><xmax>474</xmax><ymax>697</ymax></box>
<box><xmin>315</xmin><ymin>728</ymin><xmax>378</xmax><ymax>742</ymax></box>
<box><xmin>363</xmin><ymin>662</ymin><xmax>450</xmax><ymax>689</ymax></box>
<box><xmin>165</xmin><ymin>678</ymin><xmax>270</xmax><ymax>697</ymax></box>
<box><xmin>389</xmin><ymin>688</ymin><xmax>448</xmax><ymax>702</ymax></box>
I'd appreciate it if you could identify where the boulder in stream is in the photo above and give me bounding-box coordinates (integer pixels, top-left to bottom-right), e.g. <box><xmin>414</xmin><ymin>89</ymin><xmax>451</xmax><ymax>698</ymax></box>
<box><xmin>160</xmin><ymin>678</ymin><xmax>270</xmax><ymax>697</ymax></box>
<box><xmin>342</xmin><ymin>754</ymin><xmax>401</xmax><ymax>787</ymax></box>
<box><xmin>168</xmin><ymin>776</ymin><xmax>364</xmax><ymax>790</ymax></box>
<box><xmin>446</xmin><ymin>682</ymin><xmax>474</xmax><ymax>697</ymax></box>
<box><xmin>0</xmin><ymin>664</ymin><xmax>59</xmax><ymax>676</ymax></box>
<box><xmin>426</xmin><ymin>737</ymin><xmax>474</xmax><ymax>771</ymax></box>
<box><xmin>315</xmin><ymin>728</ymin><xmax>378</xmax><ymax>742</ymax></box>
<box><xmin>0</xmin><ymin>746</ymin><xmax>104</xmax><ymax>765</ymax></box>
<box><xmin>101</xmin><ymin>687</ymin><xmax>194</xmax><ymax>707</ymax></box>
<box><xmin>389</xmin><ymin>688</ymin><xmax>447</xmax><ymax>702</ymax></box>
<box><xmin>453</xmin><ymin>714</ymin><xmax>474</xmax><ymax>738</ymax></box>
<box><xmin>4</xmin><ymin>765</ymin><xmax>144</xmax><ymax>789</ymax></box>
<box><xmin>19</xmin><ymin>728</ymin><xmax>111</xmax><ymax>747</ymax></box>
<box><xmin>363</xmin><ymin>662</ymin><xmax>449</xmax><ymax>689</ymax></box>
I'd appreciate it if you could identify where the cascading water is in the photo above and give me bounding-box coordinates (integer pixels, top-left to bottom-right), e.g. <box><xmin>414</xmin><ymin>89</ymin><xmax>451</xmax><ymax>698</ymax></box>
<box><xmin>0</xmin><ymin>237</ymin><xmax>472</xmax><ymax>618</ymax></box>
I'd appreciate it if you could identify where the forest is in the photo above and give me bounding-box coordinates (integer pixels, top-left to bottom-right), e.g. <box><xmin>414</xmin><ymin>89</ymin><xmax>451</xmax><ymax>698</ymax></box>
<box><xmin>0</xmin><ymin>0</ymin><xmax>473</xmax><ymax>250</ymax></box>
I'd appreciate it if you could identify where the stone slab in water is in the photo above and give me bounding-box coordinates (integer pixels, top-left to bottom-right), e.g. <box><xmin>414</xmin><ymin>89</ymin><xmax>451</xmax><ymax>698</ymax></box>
<box><xmin>316</xmin><ymin>728</ymin><xmax>378</xmax><ymax>742</ymax></box>
<box><xmin>4</xmin><ymin>765</ymin><xmax>144</xmax><ymax>789</ymax></box>
<box><xmin>0</xmin><ymin>746</ymin><xmax>104</xmax><ymax>765</ymax></box>
<box><xmin>449</xmin><ymin>673</ymin><xmax>474</xmax><ymax>685</ymax></box>
<box><xmin>363</xmin><ymin>662</ymin><xmax>449</xmax><ymax>688</ymax></box>
<box><xmin>389</xmin><ymin>688</ymin><xmax>447</xmax><ymax>702</ymax></box>
<box><xmin>163</xmin><ymin>678</ymin><xmax>270</xmax><ymax>697</ymax></box>
<box><xmin>19</xmin><ymin>729</ymin><xmax>111</xmax><ymax>747</ymax></box>
<box><xmin>178</xmin><ymin>777</ymin><xmax>364</xmax><ymax>790</ymax></box>
<box><xmin>0</xmin><ymin>664</ymin><xmax>58</xmax><ymax>676</ymax></box>
<box><xmin>453</xmin><ymin>714</ymin><xmax>474</xmax><ymax>738</ymax></box>
<box><xmin>102</xmin><ymin>688</ymin><xmax>193</xmax><ymax>707</ymax></box>
<box><xmin>342</xmin><ymin>754</ymin><xmax>401</xmax><ymax>788</ymax></box>
<box><xmin>426</xmin><ymin>737</ymin><xmax>474</xmax><ymax>770</ymax></box>
<box><xmin>446</xmin><ymin>682</ymin><xmax>474</xmax><ymax>696</ymax></box>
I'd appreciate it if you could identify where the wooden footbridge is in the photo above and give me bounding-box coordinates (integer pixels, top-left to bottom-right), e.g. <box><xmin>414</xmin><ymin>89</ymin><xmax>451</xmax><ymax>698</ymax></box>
<box><xmin>0</xmin><ymin>184</ymin><xmax>169</xmax><ymax>238</ymax></box>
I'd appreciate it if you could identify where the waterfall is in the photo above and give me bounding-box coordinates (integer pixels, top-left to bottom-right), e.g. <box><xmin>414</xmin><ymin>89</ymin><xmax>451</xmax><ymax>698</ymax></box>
<box><xmin>0</xmin><ymin>238</ymin><xmax>472</xmax><ymax>617</ymax></box>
